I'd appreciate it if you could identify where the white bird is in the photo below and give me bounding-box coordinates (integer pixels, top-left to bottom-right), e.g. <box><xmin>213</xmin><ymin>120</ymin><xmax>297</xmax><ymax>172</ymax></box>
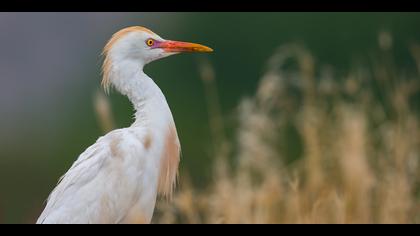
<box><xmin>37</xmin><ymin>26</ymin><xmax>213</xmax><ymax>224</ymax></box>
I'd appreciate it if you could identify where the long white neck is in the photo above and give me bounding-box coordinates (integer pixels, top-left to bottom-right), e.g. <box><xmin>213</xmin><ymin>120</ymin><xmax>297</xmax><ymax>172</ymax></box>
<box><xmin>110</xmin><ymin>60</ymin><xmax>172</xmax><ymax>128</ymax></box>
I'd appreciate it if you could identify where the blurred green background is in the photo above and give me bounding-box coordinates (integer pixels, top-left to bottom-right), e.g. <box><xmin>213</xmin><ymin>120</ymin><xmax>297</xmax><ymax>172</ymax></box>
<box><xmin>0</xmin><ymin>12</ymin><xmax>419</xmax><ymax>223</ymax></box>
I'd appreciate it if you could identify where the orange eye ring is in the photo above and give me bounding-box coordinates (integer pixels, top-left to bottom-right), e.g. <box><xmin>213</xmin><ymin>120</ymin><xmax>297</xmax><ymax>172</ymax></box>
<box><xmin>146</xmin><ymin>39</ymin><xmax>154</xmax><ymax>47</ymax></box>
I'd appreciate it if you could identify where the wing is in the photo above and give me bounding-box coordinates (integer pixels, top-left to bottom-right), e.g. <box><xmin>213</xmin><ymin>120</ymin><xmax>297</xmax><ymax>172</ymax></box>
<box><xmin>37</xmin><ymin>128</ymin><xmax>150</xmax><ymax>224</ymax></box>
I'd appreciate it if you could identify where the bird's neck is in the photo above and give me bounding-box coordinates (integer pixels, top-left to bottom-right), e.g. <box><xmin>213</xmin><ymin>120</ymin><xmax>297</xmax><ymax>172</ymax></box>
<box><xmin>111</xmin><ymin>60</ymin><xmax>172</xmax><ymax>127</ymax></box>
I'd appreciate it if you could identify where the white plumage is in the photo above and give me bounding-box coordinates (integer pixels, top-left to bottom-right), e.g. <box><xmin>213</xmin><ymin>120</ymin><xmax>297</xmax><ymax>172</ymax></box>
<box><xmin>37</xmin><ymin>26</ymin><xmax>212</xmax><ymax>224</ymax></box>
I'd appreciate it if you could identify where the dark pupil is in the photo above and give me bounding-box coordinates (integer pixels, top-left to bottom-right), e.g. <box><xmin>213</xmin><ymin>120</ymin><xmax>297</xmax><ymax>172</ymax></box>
<box><xmin>148</xmin><ymin>40</ymin><xmax>153</xmax><ymax>45</ymax></box>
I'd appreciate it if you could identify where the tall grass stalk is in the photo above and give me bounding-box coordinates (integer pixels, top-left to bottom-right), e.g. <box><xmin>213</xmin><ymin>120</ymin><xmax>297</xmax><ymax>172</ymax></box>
<box><xmin>153</xmin><ymin>42</ymin><xmax>420</xmax><ymax>224</ymax></box>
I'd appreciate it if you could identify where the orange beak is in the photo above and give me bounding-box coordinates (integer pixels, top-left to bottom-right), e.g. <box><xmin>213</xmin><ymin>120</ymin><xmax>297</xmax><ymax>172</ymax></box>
<box><xmin>157</xmin><ymin>40</ymin><xmax>213</xmax><ymax>53</ymax></box>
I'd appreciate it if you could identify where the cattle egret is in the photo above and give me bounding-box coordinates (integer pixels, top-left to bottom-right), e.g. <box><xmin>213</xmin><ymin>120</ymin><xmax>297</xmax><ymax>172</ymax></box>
<box><xmin>37</xmin><ymin>26</ymin><xmax>213</xmax><ymax>224</ymax></box>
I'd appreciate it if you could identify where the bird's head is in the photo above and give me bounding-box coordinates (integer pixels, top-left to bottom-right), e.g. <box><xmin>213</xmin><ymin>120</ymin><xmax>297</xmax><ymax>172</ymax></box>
<box><xmin>102</xmin><ymin>26</ymin><xmax>213</xmax><ymax>92</ymax></box>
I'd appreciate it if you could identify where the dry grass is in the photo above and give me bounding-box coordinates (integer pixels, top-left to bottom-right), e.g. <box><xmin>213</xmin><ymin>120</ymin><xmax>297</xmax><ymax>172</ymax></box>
<box><xmin>152</xmin><ymin>41</ymin><xmax>420</xmax><ymax>224</ymax></box>
<box><xmin>93</xmin><ymin>89</ymin><xmax>116</xmax><ymax>133</ymax></box>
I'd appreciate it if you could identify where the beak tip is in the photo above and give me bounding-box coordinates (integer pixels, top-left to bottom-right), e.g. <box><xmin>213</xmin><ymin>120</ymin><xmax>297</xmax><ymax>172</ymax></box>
<box><xmin>197</xmin><ymin>45</ymin><xmax>213</xmax><ymax>53</ymax></box>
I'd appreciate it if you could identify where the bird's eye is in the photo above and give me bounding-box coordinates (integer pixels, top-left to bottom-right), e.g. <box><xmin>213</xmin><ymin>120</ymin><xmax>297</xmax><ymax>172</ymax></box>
<box><xmin>146</xmin><ymin>39</ymin><xmax>155</xmax><ymax>47</ymax></box>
